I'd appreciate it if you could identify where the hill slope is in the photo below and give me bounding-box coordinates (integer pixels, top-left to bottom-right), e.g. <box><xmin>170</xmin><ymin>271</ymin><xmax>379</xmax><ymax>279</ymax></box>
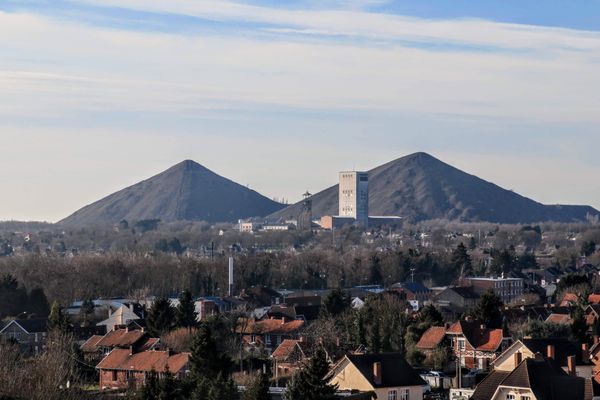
<box><xmin>269</xmin><ymin>152</ymin><xmax>599</xmax><ymax>224</ymax></box>
<box><xmin>61</xmin><ymin>160</ymin><xmax>285</xmax><ymax>225</ymax></box>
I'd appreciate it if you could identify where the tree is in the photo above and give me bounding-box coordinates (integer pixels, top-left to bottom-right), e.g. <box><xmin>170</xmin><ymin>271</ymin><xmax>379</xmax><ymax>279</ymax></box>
<box><xmin>158</xmin><ymin>366</ymin><xmax>179</xmax><ymax>400</ymax></box>
<box><xmin>522</xmin><ymin>320</ymin><xmax>571</xmax><ymax>339</ymax></box>
<box><xmin>471</xmin><ymin>290</ymin><xmax>503</xmax><ymax>329</ymax></box>
<box><xmin>79</xmin><ymin>298</ymin><xmax>95</xmax><ymax>327</ymax></box>
<box><xmin>189</xmin><ymin>323</ymin><xmax>232</xmax><ymax>380</ymax></box>
<box><xmin>139</xmin><ymin>369</ymin><xmax>160</xmax><ymax>400</ymax></box>
<box><xmin>451</xmin><ymin>243</ymin><xmax>472</xmax><ymax>278</ymax></box>
<box><xmin>27</xmin><ymin>287</ymin><xmax>50</xmax><ymax>319</ymax></box>
<box><xmin>285</xmin><ymin>348</ymin><xmax>337</xmax><ymax>400</ymax></box>
<box><xmin>571</xmin><ymin>307</ymin><xmax>588</xmax><ymax>343</ymax></box>
<box><xmin>582</xmin><ymin>241</ymin><xmax>597</xmax><ymax>257</ymax></box>
<box><xmin>243</xmin><ymin>372</ymin><xmax>270</xmax><ymax>400</ymax></box>
<box><xmin>419</xmin><ymin>304</ymin><xmax>443</xmax><ymax>327</ymax></box>
<box><xmin>321</xmin><ymin>288</ymin><xmax>350</xmax><ymax>318</ymax></box>
<box><xmin>147</xmin><ymin>297</ymin><xmax>175</xmax><ymax>336</ymax></box>
<box><xmin>175</xmin><ymin>290</ymin><xmax>198</xmax><ymax>329</ymax></box>
<box><xmin>48</xmin><ymin>301</ymin><xmax>69</xmax><ymax>332</ymax></box>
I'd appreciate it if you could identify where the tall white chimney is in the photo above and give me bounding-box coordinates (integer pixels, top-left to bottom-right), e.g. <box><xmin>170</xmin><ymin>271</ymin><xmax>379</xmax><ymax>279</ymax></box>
<box><xmin>228</xmin><ymin>257</ymin><xmax>234</xmax><ymax>296</ymax></box>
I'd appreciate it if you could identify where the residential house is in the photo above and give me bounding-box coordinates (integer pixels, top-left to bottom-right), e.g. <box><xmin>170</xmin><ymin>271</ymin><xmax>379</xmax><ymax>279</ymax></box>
<box><xmin>491</xmin><ymin>338</ymin><xmax>593</xmax><ymax>378</ymax></box>
<box><xmin>81</xmin><ymin>327</ymin><xmax>159</xmax><ymax>363</ymax></box>
<box><xmin>271</xmin><ymin>338</ymin><xmax>321</xmax><ymax>378</ymax></box>
<box><xmin>391</xmin><ymin>282</ymin><xmax>432</xmax><ymax>308</ymax></box>
<box><xmin>0</xmin><ymin>318</ymin><xmax>48</xmax><ymax>355</ymax></box>
<box><xmin>545</xmin><ymin>312</ymin><xmax>573</xmax><ymax>325</ymax></box>
<box><xmin>97</xmin><ymin>304</ymin><xmax>143</xmax><ymax>331</ymax></box>
<box><xmin>329</xmin><ymin>352</ymin><xmax>427</xmax><ymax>400</ymax></box>
<box><xmin>415</xmin><ymin>326</ymin><xmax>447</xmax><ymax>361</ymax></box>
<box><xmin>459</xmin><ymin>277</ymin><xmax>524</xmax><ymax>304</ymax></box>
<box><xmin>237</xmin><ymin>317</ymin><xmax>304</xmax><ymax>355</ymax></box>
<box><xmin>97</xmin><ymin>348</ymin><xmax>190</xmax><ymax>390</ymax></box>
<box><xmin>471</xmin><ymin>353</ymin><xmax>595</xmax><ymax>400</ymax></box>
<box><xmin>435</xmin><ymin>287</ymin><xmax>480</xmax><ymax>314</ymax></box>
<box><xmin>446</xmin><ymin>320</ymin><xmax>509</xmax><ymax>370</ymax></box>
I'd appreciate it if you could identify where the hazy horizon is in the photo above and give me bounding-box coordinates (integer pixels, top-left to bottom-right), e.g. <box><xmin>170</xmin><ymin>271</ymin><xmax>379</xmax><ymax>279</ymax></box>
<box><xmin>1</xmin><ymin>0</ymin><xmax>599</xmax><ymax>222</ymax></box>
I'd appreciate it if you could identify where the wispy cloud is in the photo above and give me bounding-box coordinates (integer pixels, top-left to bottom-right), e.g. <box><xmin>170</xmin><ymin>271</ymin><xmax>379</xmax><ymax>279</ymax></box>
<box><xmin>0</xmin><ymin>2</ymin><xmax>599</xmax><ymax>220</ymax></box>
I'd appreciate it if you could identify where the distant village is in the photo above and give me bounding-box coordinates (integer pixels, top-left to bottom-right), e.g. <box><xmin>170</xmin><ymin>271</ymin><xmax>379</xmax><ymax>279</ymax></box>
<box><xmin>1</xmin><ymin>170</ymin><xmax>600</xmax><ymax>400</ymax></box>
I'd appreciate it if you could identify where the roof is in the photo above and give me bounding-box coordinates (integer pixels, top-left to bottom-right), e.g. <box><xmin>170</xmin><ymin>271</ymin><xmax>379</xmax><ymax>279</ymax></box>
<box><xmin>474</xmin><ymin>356</ymin><xmax>592</xmax><ymax>400</ymax></box>
<box><xmin>560</xmin><ymin>292</ymin><xmax>579</xmax><ymax>306</ymax></box>
<box><xmin>97</xmin><ymin>349</ymin><xmax>190</xmax><ymax>373</ymax></box>
<box><xmin>447</xmin><ymin>320</ymin><xmax>504</xmax><ymax>352</ymax></box>
<box><xmin>448</xmin><ymin>286</ymin><xmax>480</xmax><ymax>299</ymax></box>
<box><xmin>0</xmin><ymin>319</ymin><xmax>48</xmax><ymax>334</ymax></box>
<box><xmin>545</xmin><ymin>313</ymin><xmax>573</xmax><ymax>325</ymax></box>
<box><xmin>522</xmin><ymin>338</ymin><xmax>588</xmax><ymax>366</ymax></box>
<box><xmin>416</xmin><ymin>326</ymin><xmax>446</xmax><ymax>350</ymax></box>
<box><xmin>96</xmin><ymin>328</ymin><xmax>147</xmax><ymax>348</ymax></box>
<box><xmin>500</xmin><ymin>357</ymin><xmax>590</xmax><ymax>400</ymax></box>
<box><xmin>589</xmin><ymin>294</ymin><xmax>600</xmax><ymax>305</ymax></box>
<box><xmin>393</xmin><ymin>282</ymin><xmax>431</xmax><ymax>294</ymax></box>
<box><xmin>271</xmin><ymin>339</ymin><xmax>306</xmax><ymax>360</ymax></box>
<box><xmin>81</xmin><ymin>335</ymin><xmax>104</xmax><ymax>353</ymax></box>
<box><xmin>239</xmin><ymin>318</ymin><xmax>304</xmax><ymax>335</ymax></box>
<box><xmin>344</xmin><ymin>353</ymin><xmax>426</xmax><ymax>389</ymax></box>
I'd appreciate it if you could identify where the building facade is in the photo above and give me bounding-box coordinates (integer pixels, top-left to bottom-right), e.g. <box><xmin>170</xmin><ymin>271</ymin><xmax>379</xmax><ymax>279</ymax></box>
<box><xmin>339</xmin><ymin>171</ymin><xmax>369</xmax><ymax>227</ymax></box>
<box><xmin>460</xmin><ymin>277</ymin><xmax>524</xmax><ymax>304</ymax></box>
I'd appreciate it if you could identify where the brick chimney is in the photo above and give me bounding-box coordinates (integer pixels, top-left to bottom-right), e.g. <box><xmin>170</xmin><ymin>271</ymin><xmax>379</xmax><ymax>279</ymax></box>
<box><xmin>547</xmin><ymin>344</ymin><xmax>555</xmax><ymax>359</ymax></box>
<box><xmin>514</xmin><ymin>352</ymin><xmax>522</xmax><ymax>366</ymax></box>
<box><xmin>129</xmin><ymin>345</ymin><xmax>134</xmax><ymax>355</ymax></box>
<box><xmin>373</xmin><ymin>362</ymin><xmax>382</xmax><ymax>385</ymax></box>
<box><xmin>582</xmin><ymin>343</ymin><xmax>590</xmax><ymax>361</ymax></box>
<box><xmin>567</xmin><ymin>355</ymin><xmax>576</xmax><ymax>376</ymax></box>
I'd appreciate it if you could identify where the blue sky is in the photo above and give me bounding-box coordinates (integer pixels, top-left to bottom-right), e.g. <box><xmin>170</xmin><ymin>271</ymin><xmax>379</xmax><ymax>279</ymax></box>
<box><xmin>1</xmin><ymin>0</ymin><xmax>599</xmax><ymax>221</ymax></box>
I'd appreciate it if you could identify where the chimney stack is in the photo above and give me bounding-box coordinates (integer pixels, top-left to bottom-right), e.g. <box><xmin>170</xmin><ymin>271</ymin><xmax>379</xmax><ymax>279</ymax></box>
<box><xmin>514</xmin><ymin>352</ymin><xmax>523</xmax><ymax>366</ymax></box>
<box><xmin>373</xmin><ymin>362</ymin><xmax>382</xmax><ymax>385</ymax></box>
<box><xmin>582</xmin><ymin>343</ymin><xmax>590</xmax><ymax>361</ymax></box>
<box><xmin>567</xmin><ymin>355</ymin><xmax>577</xmax><ymax>376</ymax></box>
<box><xmin>547</xmin><ymin>344</ymin><xmax>555</xmax><ymax>359</ymax></box>
<box><xmin>129</xmin><ymin>345</ymin><xmax>134</xmax><ymax>356</ymax></box>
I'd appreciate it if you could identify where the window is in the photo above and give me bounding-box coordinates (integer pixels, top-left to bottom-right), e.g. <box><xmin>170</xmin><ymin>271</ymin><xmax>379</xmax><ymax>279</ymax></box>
<box><xmin>111</xmin><ymin>370</ymin><xmax>117</xmax><ymax>381</ymax></box>
<box><xmin>506</xmin><ymin>395</ymin><xmax>515</xmax><ymax>400</ymax></box>
<box><xmin>399</xmin><ymin>389</ymin><xmax>409</xmax><ymax>400</ymax></box>
<box><xmin>521</xmin><ymin>397</ymin><xmax>530</xmax><ymax>400</ymax></box>
<box><xmin>458</xmin><ymin>339</ymin><xmax>465</xmax><ymax>351</ymax></box>
<box><xmin>388</xmin><ymin>390</ymin><xmax>397</xmax><ymax>400</ymax></box>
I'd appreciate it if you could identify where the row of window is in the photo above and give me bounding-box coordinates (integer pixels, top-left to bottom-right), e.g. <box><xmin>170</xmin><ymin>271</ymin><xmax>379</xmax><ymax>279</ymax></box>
<box><xmin>506</xmin><ymin>394</ymin><xmax>530</xmax><ymax>400</ymax></box>
<box><xmin>388</xmin><ymin>388</ymin><xmax>409</xmax><ymax>400</ymax></box>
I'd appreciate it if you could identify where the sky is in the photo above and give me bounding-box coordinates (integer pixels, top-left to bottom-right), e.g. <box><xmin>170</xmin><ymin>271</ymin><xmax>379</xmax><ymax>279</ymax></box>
<box><xmin>1</xmin><ymin>0</ymin><xmax>599</xmax><ymax>222</ymax></box>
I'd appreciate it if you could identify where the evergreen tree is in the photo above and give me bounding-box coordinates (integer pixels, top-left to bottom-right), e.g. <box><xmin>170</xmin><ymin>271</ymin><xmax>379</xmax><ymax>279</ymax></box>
<box><xmin>48</xmin><ymin>301</ymin><xmax>70</xmax><ymax>332</ymax></box>
<box><xmin>139</xmin><ymin>369</ymin><xmax>160</xmax><ymax>400</ymax></box>
<box><xmin>147</xmin><ymin>296</ymin><xmax>175</xmax><ymax>336</ymax></box>
<box><xmin>27</xmin><ymin>287</ymin><xmax>50</xmax><ymax>319</ymax></box>
<box><xmin>321</xmin><ymin>288</ymin><xmax>350</xmax><ymax>318</ymax></box>
<box><xmin>571</xmin><ymin>307</ymin><xmax>588</xmax><ymax>343</ymax></box>
<box><xmin>471</xmin><ymin>290</ymin><xmax>504</xmax><ymax>329</ymax></box>
<box><xmin>79</xmin><ymin>298</ymin><xmax>95</xmax><ymax>327</ymax></box>
<box><xmin>368</xmin><ymin>316</ymin><xmax>381</xmax><ymax>354</ymax></box>
<box><xmin>175</xmin><ymin>290</ymin><xmax>198</xmax><ymax>329</ymax></box>
<box><xmin>243</xmin><ymin>372</ymin><xmax>270</xmax><ymax>400</ymax></box>
<box><xmin>451</xmin><ymin>243</ymin><xmax>472</xmax><ymax>278</ymax></box>
<box><xmin>285</xmin><ymin>348</ymin><xmax>337</xmax><ymax>400</ymax></box>
<box><xmin>190</xmin><ymin>323</ymin><xmax>232</xmax><ymax>379</ymax></box>
<box><xmin>368</xmin><ymin>254</ymin><xmax>383</xmax><ymax>285</ymax></box>
<box><xmin>159</xmin><ymin>366</ymin><xmax>179</xmax><ymax>400</ymax></box>
<box><xmin>419</xmin><ymin>304</ymin><xmax>443</xmax><ymax>326</ymax></box>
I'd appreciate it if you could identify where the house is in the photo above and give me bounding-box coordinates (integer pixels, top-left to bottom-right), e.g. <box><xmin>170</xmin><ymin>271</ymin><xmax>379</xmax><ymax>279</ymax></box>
<box><xmin>97</xmin><ymin>348</ymin><xmax>190</xmax><ymax>390</ymax></box>
<box><xmin>585</xmin><ymin>304</ymin><xmax>600</xmax><ymax>328</ymax></box>
<box><xmin>271</xmin><ymin>338</ymin><xmax>323</xmax><ymax>378</ymax></box>
<box><xmin>459</xmin><ymin>277</ymin><xmax>524</xmax><ymax>304</ymax></box>
<box><xmin>446</xmin><ymin>320</ymin><xmax>509</xmax><ymax>370</ymax></box>
<box><xmin>560</xmin><ymin>292</ymin><xmax>580</xmax><ymax>307</ymax></box>
<box><xmin>237</xmin><ymin>317</ymin><xmax>304</xmax><ymax>354</ymax></box>
<box><xmin>545</xmin><ymin>312</ymin><xmax>573</xmax><ymax>325</ymax></box>
<box><xmin>415</xmin><ymin>326</ymin><xmax>447</xmax><ymax>359</ymax></box>
<box><xmin>471</xmin><ymin>353</ymin><xmax>595</xmax><ymax>400</ymax></box>
<box><xmin>589</xmin><ymin>294</ymin><xmax>600</xmax><ymax>305</ymax></box>
<box><xmin>81</xmin><ymin>327</ymin><xmax>159</xmax><ymax>362</ymax></box>
<box><xmin>0</xmin><ymin>318</ymin><xmax>48</xmax><ymax>355</ymax></box>
<box><xmin>491</xmin><ymin>338</ymin><xmax>593</xmax><ymax>378</ymax></box>
<box><xmin>96</xmin><ymin>304</ymin><xmax>143</xmax><ymax>331</ymax></box>
<box><xmin>329</xmin><ymin>352</ymin><xmax>427</xmax><ymax>400</ymax></box>
<box><xmin>391</xmin><ymin>282</ymin><xmax>432</xmax><ymax>308</ymax></box>
<box><xmin>435</xmin><ymin>287</ymin><xmax>480</xmax><ymax>314</ymax></box>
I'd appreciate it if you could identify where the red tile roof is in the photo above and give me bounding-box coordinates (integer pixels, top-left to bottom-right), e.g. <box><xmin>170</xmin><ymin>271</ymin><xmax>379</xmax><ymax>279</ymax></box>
<box><xmin>239</xmin><ymin>318</ymin><xmax>304</xmax><ymax>335</ymax></box>
<box><xmin>447</xmin><ymin>320</ymin><xmax>504</xmax><ymax>352</ymax></box>
<box><xmin>560</xmin><ymin>293</ymin><xmax>579</xmax><ymax>306</ymax></box>
<box><xmin>589</xmin><ymin>294</ymin><xmax>600</xmax><ymax>305</ymax></box>
<box><xmin>272</xmin><ymin>339</ymin><xmax>301</xmax><ymax>360</ymax></box>
<box><xmin>546</xmin><ymin>313</ymin><xmax>573</xmax><ymax>325</ymax></box>
<box><xmin>416</xmin><ymin>326</ymin><xmax>446</xmax><ymax>350</ymax></box>
<box><xmin>96</xmin><ymin>328</ymin><xmax>147</xmax><ymax>348</ymax></box>
<box><xmin>97</xmin><ymin>349</ymin><xmax>189</xmax><ymax>374</ymax></box>
<box><xmin>81</xmin><ymin>335</ymin><xmax>104</xmax><ymax>353</ymax></box>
